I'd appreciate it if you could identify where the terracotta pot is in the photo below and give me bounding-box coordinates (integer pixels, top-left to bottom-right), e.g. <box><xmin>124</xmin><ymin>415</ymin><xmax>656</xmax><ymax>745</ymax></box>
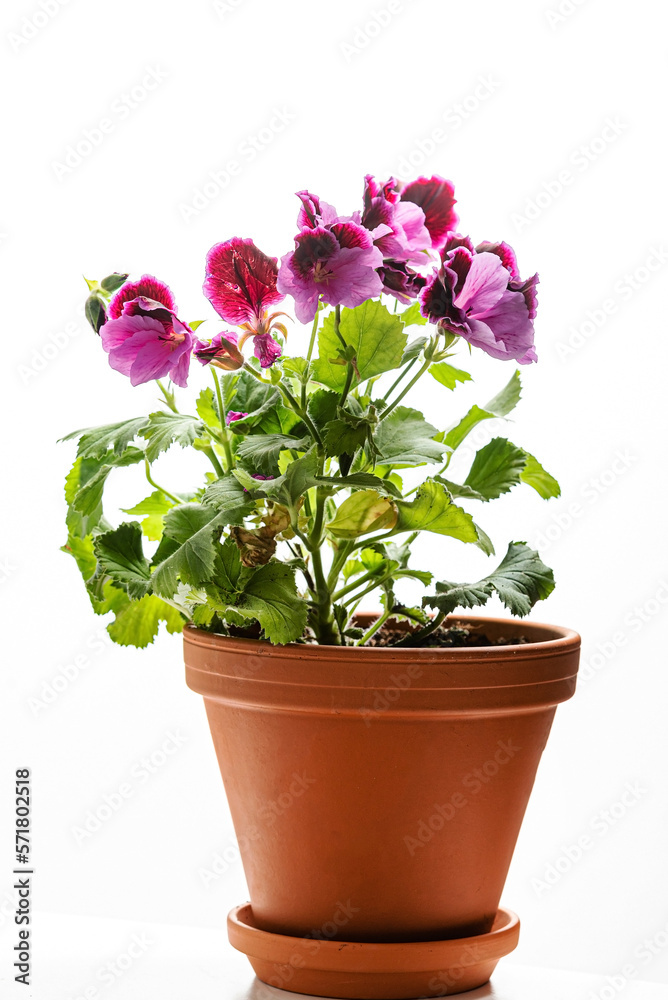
<box><xmin>184</xmin><ymin>615</ymin><xmax>580</xmax><ymax>999</ymax></box>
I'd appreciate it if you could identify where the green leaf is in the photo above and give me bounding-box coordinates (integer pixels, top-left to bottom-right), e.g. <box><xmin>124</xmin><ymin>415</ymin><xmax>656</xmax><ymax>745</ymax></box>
<box><xmin>399</xmin><ymin>302</ymin><xmax>428</xmax><ymax>327</ymax></box>
<box><xmin>307</xmin><ymin>389</ymin><xmax>339</xmax><ymax>430</ymax></box>
<box><xmin>472</xmin><ymin>521</ymin><xmax>495</xmax><ymax>557</ymax></box>
<box><xmin>94</xmin><ymin>522</ymin><xmax>152</xmax><ymax>599</ymax></box>
<box><xmin>201</xmin><ymin>473</ymin><xmax>255</xmax><ymax>519</ymax></box>
<box><xmin>425</xmin><ymin>542</ymin><xmax>555</xmax><ymax>618</ymax></box>
<box><xmin>72</xmin><ymin>447</ymin><xmax>145</xmax><ymax>516</ymax></box>
<box><xmin>140</xmin><ymin>413</ymin><xmax>204</xmax><ymax>463</ymax></box>
<box><xmin>520</xmin><ymin>453</ymin><xmax>561</xmax><ymax>499</ymax></box>
<box><xmin>196</xmin><ymin>387</ymin><xmax>220</xmax><ymax>428</ymax></box>
<box><xmin>61</xmin><ymin>417</ymin><xmax>149</xmax><ymax>459</ymax></box>
<box><xmin>395</xmin><ymin>481</ymin><xmax>478</xmax><ymax>541</ymax></box>
<box><xmin>327</xmin><ymin>490</ymin><xmax>397</xmax><ymax>539</ymax></box>
<box><xmin>464</xmin><ymin>438</ymin><xmax>528</xmax><ymax>500</ymax></box>
<box><xmin>323</xmin><ymin>419</ymin><xmax>369</xmax><ymax>457</ymax></box>
<box><xmin>444</xmin><ymin>371</ymin><xmax>522</xmax><ymax>452</ymax></box>
<box><xmin>61</xmin><ymin>533</ymin><xmax>97</xmax><ymax>583</ymax></box>
<box><xmin>237</xmin><ymin>434</ymin><xmax>310</xmax><ymax>476</ymax></box>
<box><xmin>236</xmin><ymin>563</ymin><xmax>308</xmax><ymax>644</ymax></box>
<box><xmin>281</xmin><ymin>357</ymin><xmax>309</xmax><ymax>380</ymax></box>
<box><xmin>64</xmin><ymin>455</ymin><xmax>106</xmax><ymax>535</ymax></box>
<box><xmin>122</xmin><ymin>490</ymin><xmax>174</xmax><ymax>541</ymax></box>
<box><xmin>314</xmin><ymin>473</ymin><xmax>402</xmax><ymax>499</ymax></box>
<box><xmin>107</xmin><ymin>594</ymin><xmax>184</xmax><ymax>648</ymax></box>
<box><xmin>429</xmin><ymin>362</ymin><xmax>472</xmax><ymax>391</ymax></box>
<box><xmin>401</xmin><ymin>336</ymin><xmax>428</xmax><ymax>365</ymax></box>
<box><xmin>374</xmin><ymin>407</ymin><xmax>445</xmax><ymax>467</ymax></box>
<box><xmin>434</xmin><ymin>477</ymin><xmax>486</xmax><ymax>501</ymax></box>
<box><xmin>312</xmin><ymin>300</ymin><xmax>407</xmax><ymax>390</ymax></box>
<box><xmin>225</xmin><ymin>372</ymin><xmax>281</xmax><ymax>433</ymax></box>
<box><xmin>235</xmin><ymin>450</ymin><xmax>319</xmax><ymax>508</ymax></box>
<box><xmin>151</xmin><ymin>504</ymin><xmax>227</xmax><ymax>597</ymax></box>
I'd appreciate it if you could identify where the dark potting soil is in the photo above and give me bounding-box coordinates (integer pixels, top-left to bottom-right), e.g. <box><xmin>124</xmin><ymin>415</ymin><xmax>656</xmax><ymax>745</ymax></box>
<box><xmin>365</xmin><ymin>624</ymin><xmax>530</xmax><ymax>649</ymax></box>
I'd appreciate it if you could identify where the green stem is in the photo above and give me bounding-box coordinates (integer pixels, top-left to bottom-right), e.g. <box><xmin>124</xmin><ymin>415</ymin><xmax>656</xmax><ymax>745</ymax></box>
<box><xmin>309</xmin><ymin>488</ymin><xmax>341</xmax><ymax>645</ymax></box>
<box><xmin>144</xmin><ymin>458</ymin><xmax>181</xmax><ymax>505</ymax></box>
<box><xmin>211</xmin><ymin>368</ymin><xmax>234</xmax><ymax>471</ymax></box>
<box><xmin>202</xmin><ymin>447</ymin><xmax>224</xmax><ymax>478</ymax></box>
<box><xmin>242</xmin><ymin>363</ymin><xmax>324</xmax><ymax>448</ymax></box>
<box><xmin>332</xmin><ymin>568</ymin><xmax>380</xmax><ymax>603</ymax></box>
<box><xmin>356</xmin><ymin>608</ymin><xmax>391</xmax><ymax>646</ymax></box>
<box><xmin>327</xmin><ymin>540</ymin><xmax>354</xmax><ymax>590</ymax></box>
<box><xmin>393</xmin><ymin>610</ymin><xmax>446</xmax><ymax>648</ymax></box>
<box><xmin>340</xmin><ymin>361</ymin><xmax>355</xmax><ymax>407</ymax></box>
<box><xmin>381</xmin><ymin>356</ymin><xmax>433</xmax><ymax>421</ymax></box>
<box><xmin>156</xmin><ymin>379</ymin><xmax>178</xmax><ymax>413</ymax></box>
<box><xmin>341</xmin><ymin>573</ymin><xmax>393</xmax><ymax>608</ymax></box>
<box><xmin>301</xmin><ymin>310</ymin><xmax>320</xmax><ymax>410</ymax></box>
<box><xmin>382</xmin><ymin>357</ymin><xmax>418</xmax><ymax>403</ymax></box>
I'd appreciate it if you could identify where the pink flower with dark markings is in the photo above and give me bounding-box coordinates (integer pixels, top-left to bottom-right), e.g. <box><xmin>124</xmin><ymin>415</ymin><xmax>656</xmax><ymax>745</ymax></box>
<box><xmin>377</xmin><ymin>261</ymin><xmax>427</xmax><ymax>304</ymax></box>
<box><xmin>361</xmin><ymin>174</ymin><xmax>431</xmax><ymax>265</ymax></box>
<box><xmin>399</xmin><ymin>176</ymin><xmax>458</xmax><ymax>249</ymax></box>
<box><xmin>420</xmin><ymin>236</ymin><xmax>538</xmax><ymax>364</ymax></box>
<box><xmin>295</xmin><ymin>190</ymin><xmax>339</xmax><ymax>229</ymax></box>
<box><xmin>193</xmin><ymin>330</ymin><xmax>245</xmax><ymax>371</ymax></box>
<box><xmin>100</xmin><ymin>276</ymin><xmax>193</xmax><ymax>387</ymax></box>
<box><xmin>203</xmin><ymin>238</ymin><xmax>286</xmax><ymax>368</ymax></box>
<box><xmin>278</xmin><ymin>217</ymin><xmax>384</xmax><ymax>323</ymax></box>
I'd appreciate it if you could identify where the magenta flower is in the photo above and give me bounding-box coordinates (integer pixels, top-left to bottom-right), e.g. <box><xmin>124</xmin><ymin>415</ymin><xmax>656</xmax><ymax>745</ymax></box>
<box><xmin>203</xmin><ymin>238</ymin><xmax>286</xmax><ymax>368</ymax></box>
<box><xmin>377</xmin><ymin>261</ymin><xmax>427</xmax><ymax>304</ymax></box>
<box><xmin>420</xmin><ymin>238</ymin><xmax>538</xmax><ymax>364</ymax></box>
<box><xmin>277</xmin><ymin>220</ymin><xmax>384</xmax><ymax>323</ymax></box>
<box><xmin>361</xmin><ymin>174</ymin><xmax>431</xmax><ymax>265</ymax></box>
<box><xmin>296</xmin><ymin>190</ymin><xmax>339</xmax><ymax>229</ymax></box>
<box><xmin>227</xmin><ymin>410</ymin><xmax>248</xmax><ymax>424</ymax></box>
<box><xmin>399</xmin><ymin>176</ymin><xmax>458</xmax><ymax>249</ymax></box>
<box><xmin>100</xmin><ymin>276</ymin><xmax>193</xmax><ymax>387</ymax></box>
<box><xmin>193</xmin><ymin>331</ymin><xmax>244</xmax><ymax>371</ymax></box>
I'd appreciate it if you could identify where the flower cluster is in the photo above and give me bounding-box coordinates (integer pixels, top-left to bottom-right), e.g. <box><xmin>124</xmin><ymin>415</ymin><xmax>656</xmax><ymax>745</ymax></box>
<box><xmin>91</xmin><ymin>173</ymin><xmax>538</xmax><ymax>386</ymax></box>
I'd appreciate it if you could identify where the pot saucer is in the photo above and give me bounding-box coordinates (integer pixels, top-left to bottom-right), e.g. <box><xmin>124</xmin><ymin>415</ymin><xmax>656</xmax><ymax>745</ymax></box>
<box><xmin>228</xmin><ymin>902</ymin><xmax>520</xmax><ymax>999</ymax></box>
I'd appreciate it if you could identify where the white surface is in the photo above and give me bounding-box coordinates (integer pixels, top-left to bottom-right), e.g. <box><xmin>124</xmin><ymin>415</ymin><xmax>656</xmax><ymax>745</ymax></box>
<box><xmin>1</xmin><ymin>913</ymin><xmax>667</xmax><ymax>1000</ymax></box>
<box><xmin>1</xmin><ymin>0</ymin><xmax>667</xmax><ymax>985</ymax></box>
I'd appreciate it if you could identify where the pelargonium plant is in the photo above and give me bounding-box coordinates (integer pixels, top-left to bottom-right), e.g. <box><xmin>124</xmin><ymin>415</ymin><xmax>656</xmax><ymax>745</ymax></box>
<box><xmin>62</xmin><ymin>173</ymin><xmax>559</xmax><ymax>649</ymax></box>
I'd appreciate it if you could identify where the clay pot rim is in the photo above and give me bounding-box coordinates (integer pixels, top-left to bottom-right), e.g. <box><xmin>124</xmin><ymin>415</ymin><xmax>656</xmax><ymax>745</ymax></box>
<box><xmin>184</xmin><ymin>614</ymin><xmax>580</xmax><ymax>664</ymax></box>
<box><xmin>228</xmin><ymin>902</ymin><xmax>520</xmax><ymax>973</ymax></box>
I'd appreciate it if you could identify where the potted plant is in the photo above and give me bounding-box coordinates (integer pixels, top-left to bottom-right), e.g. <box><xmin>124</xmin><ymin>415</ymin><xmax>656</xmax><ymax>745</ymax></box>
<box><xmin>61</xmin><ymin>173</ymin><xmax>580</xmax><ymax>1000</ymax></box>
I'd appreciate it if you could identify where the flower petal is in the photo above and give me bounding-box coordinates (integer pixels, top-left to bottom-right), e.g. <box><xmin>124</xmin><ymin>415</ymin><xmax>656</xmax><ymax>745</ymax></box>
<box><xmin>108</xmin><ymin>275</ymin><xmax>176</xmax><ymax>319</ymax></box>
<box><xmin>400</xmin><ymin>176</ymin><xmax>458</xmax><ymax>248</ymax></box>
<box><xmin>203</xmin><ymin>237</ymin><xmax>284</xmax><ymax>325</ymax></box>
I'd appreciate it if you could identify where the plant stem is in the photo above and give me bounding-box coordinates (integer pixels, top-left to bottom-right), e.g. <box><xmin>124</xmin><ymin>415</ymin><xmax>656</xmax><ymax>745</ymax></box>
<box><xmin>332</xmin><ymin>568</ymin><xmax>380</xmax><ymax>603</ymax></box>
<box><xmin>356</xmin><ymin>608</ymin><xmax>391</xmax><ymax>646</ymax></box>
<box><xmin>156</xmin><ymin>379</ymin><xmax>178</xmax><ymax>413</ymax></box>
<box><xmin>144</xmin><ymin>458</ymin><xmax>181</xmax><ymax>505</ymax></box>
<box><xmin>393</xmin><ymin>610</ymin><xmax>446</xmax><ymax>648</ymax></box>
<box><xmin>301</xmin><ymin>311</ymin><xmax>319</xmax><ymax>410</ymax></box>
<box><xmin>381</xmin><ymin>356</ymin><xmax>433</xmax><ymax>421</ymax></box>
<box><xmin>202</xmin><ymin>447</ymin><xmax>225</xmax><ymax>478</ymax></box>
<box><xmin>340</xmin><ymin>361</ymin><xmax>355</xmax><ymax>407</ymax></box>
<box><xmin>308</xmin><ymin>488</ymin><xmax>341</xmax><ymax>645</ymax></box>
<box><xmin>382</xmin><ymin>357</ymin><xmax>418</xmax><ymax>404</ymax></box>
<box><xmin>211</xmin><ymin>368</ymin><xmax>234</xmax><ymax>471</ymax></box>
<box><xmin>341</xmin><ymin>573</ymin><xmax>392</xmax><ymax>608</ymax></box>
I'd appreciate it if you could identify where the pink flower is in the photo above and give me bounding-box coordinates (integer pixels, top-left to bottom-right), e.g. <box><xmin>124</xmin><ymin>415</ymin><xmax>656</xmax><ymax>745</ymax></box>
<box><xmin>203</xmin><ymin>238</ymin><xmax>286</xmax><ymax>368</ymax></box>
<box><xmin>226</xmin><ymin>410</ymin><xmax>248</xmax><ymax>424</ymax></box>
<box><xmin>399</xmin><ymin>176</ymin><xmax>458</xmax><ymax>249</ymax></box>
<box><xmin>100</xmin><ymin>276</ymin><xmax>193</xmax><ymax>387</ymax></box>
<box><xmin>193</xmin><ymin>331</ymin><xmax>245</xmax><ymax>371</ymax></box>
<box><xmin>361</xmin><ymin>174</ymin><xmax>432</xmax><ymax>265</ymax></box>
<box><xmin>420</xmin><ymin>238</ymin><xmax>538</xmax><ymax>364</ymax></box>
<box><xmin>278</xmin><ymin>219</ymin><xmax>384</xmax><ymax>323</ymax></box>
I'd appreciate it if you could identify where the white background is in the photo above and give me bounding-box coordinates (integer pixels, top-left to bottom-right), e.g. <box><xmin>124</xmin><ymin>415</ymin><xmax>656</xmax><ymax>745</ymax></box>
<box><xmin>1</xmin><ymin>0</ymin><xmax>668</xmax><ymax>995</ymax></box>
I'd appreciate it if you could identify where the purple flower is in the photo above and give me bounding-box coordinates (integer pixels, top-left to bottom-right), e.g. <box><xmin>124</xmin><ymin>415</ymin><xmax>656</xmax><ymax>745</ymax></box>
<box><xmin>193</xmin><ymin>330</ymin><xmax>245</xmax><ymax>371</ymax></box>
<box><xmin>420</xmin><ymin>238</ymin><xmax>538</xmax><ymax>364</ymax></box>
<box><xmin>277</xmin><ymin>219</ymin><xmax>384</xmax><ymax>323</ymax></box>
<box><xmin>399</xmin><ymin>176</ymin><xmax>458</xmax><ymax>249</ymax></box>
<box><xmin>253</xmin><ymin>332</ymin><xmax>282</xmax><ymax>368</ymax></box>
<box><xmin>377</xmin><ymin>261</ymin><xmax>427</xmax><ymax>304</ymax></box>
<box><xmin>295</xmin><ymin>190</ymin><xmax>340</xmax><ymax>229</ymax></box>
<box><xmin>226</xmin><ymin>410</ymin><xmax>248</xmax><ymax>424</ymax></box>
<box><xmin>100</xmin><ymin>276</ymin><xmax>193</xmax><ymax>387</ymax></box>
<box><xmin>251</xmin><ymin>474</ymin><xmax>274</xmax><ymax>480</ymax></box>
<box><xmin>361</xmin><ymin>174</ymin><xmax>432</xmax><ymax>265</ymax></box>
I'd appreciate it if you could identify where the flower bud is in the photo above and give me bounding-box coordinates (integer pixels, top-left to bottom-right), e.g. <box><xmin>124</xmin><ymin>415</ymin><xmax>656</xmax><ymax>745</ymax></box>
<box><xmin>100</xmin><ymin>272</ymin><xmax>129</xmax><ymax>293</ymax></box>
<box><xmin>85</xmin><ymin>294</ymin><xmax>107</xmax><ymax>334</ymax></box>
